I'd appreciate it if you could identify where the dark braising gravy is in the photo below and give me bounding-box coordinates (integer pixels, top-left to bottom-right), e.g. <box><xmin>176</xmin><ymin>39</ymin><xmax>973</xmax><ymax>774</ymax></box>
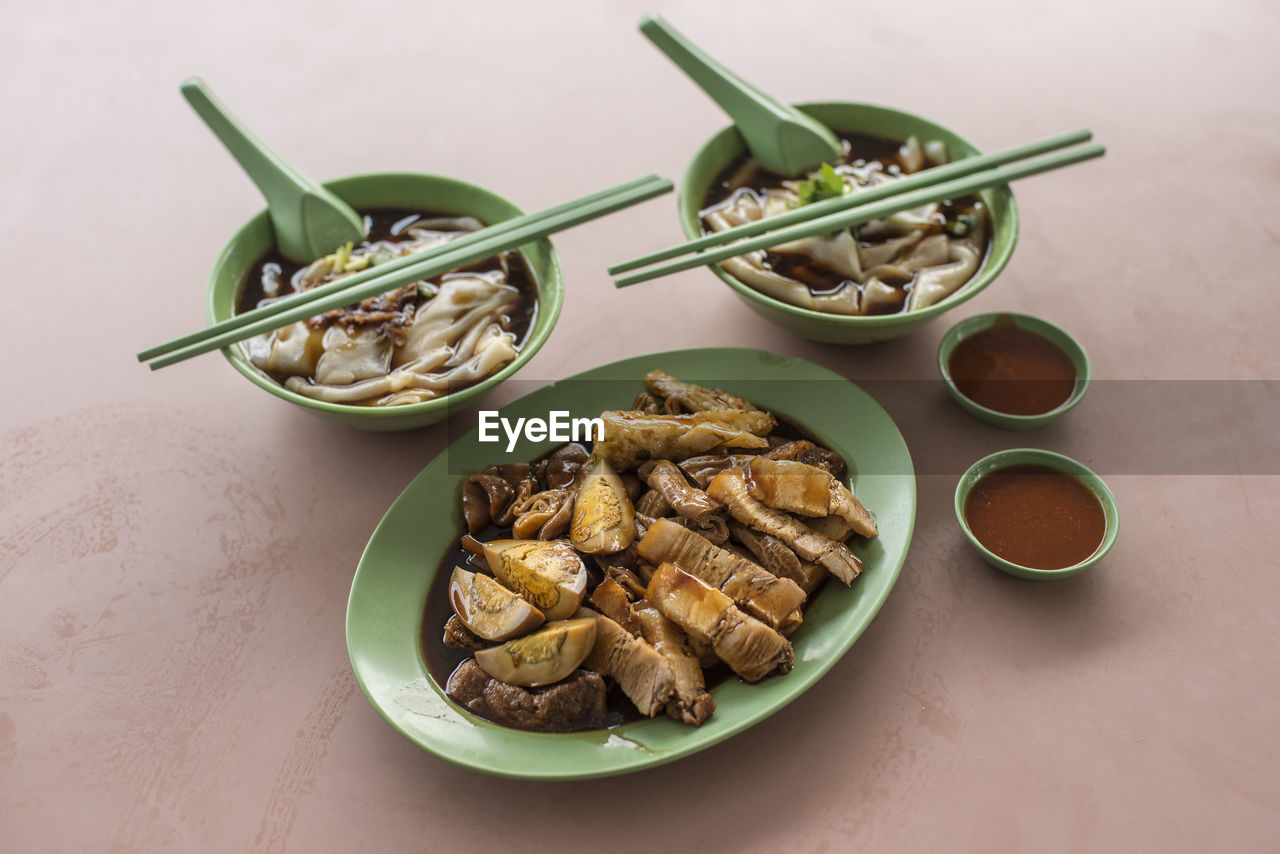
<box><xmin>964</xmin><ymin>464</ymin><xmax>1106</xmax><ymax>569</ymax></box>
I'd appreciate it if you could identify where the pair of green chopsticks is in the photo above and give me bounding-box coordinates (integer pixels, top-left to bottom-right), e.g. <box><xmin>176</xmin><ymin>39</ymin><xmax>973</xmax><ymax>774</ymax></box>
<box><xmin>142</xmin><ymin>130</ymin><xmax>1102</xmax><ymax>368</ymax></box>
<box><xmin>137</xmin><ymin>174</ymin><xmax>673</xmax><ymax>370</ymax></box>
<box><xmin>608</xmin><ymin>129</ymin><xmax>1104</xmax><ymax>288</ymax></box>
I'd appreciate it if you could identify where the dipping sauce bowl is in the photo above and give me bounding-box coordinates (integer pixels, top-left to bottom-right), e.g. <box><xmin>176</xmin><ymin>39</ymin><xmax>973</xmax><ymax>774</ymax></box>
<box><xmin>954</xmin><ymin>448</ymin><xmax>1118</xmax><ymax>580</ymax></box>
<box><xmin>938</xmin><ymin>312</ymin><xmax>1090</xmax><ymax>430</ymax></box>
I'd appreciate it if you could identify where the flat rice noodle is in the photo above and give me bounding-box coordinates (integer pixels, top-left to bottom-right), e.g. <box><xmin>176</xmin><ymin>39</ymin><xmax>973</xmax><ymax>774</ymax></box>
<box><xmin>857</xmin><ymin>277</ymin><xmax>904</xmax><ymax>315</ymax></box>
<box><xmin>857</xmin><ymin>231</ymin><xmax>924</xmax><ymax>271</ymax></box>
<box><xmin>285</xmin><ymin>325</ymin><xmax>514</xmax><ymax>404</ymax></box>
<box><xmin>396</xmin><ymin>273</ymin><xmax>518</xmax><ymax>366</ymax></box>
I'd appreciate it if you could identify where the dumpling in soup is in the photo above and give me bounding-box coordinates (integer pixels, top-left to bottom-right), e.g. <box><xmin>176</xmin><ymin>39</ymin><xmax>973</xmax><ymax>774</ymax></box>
<box><xmin>238</xmin><ymin>210</ymin><xmax>536</xmax><ymax>407</ymax></box>
<box><xmin>699</xmin><ymin>132</ymin><xmax>989</xmax><ymax>317</ymax></box>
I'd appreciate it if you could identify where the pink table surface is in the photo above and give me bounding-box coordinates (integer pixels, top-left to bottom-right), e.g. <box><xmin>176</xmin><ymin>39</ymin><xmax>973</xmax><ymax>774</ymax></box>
<box><xmin>4</xmin><ymin>1</ymin><xmax>1278</xmax><ymax>851</ymax></box>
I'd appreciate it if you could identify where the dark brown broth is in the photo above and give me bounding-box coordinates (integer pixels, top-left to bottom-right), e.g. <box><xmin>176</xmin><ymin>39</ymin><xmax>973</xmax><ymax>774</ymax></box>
<box><xmin>701</xmin><ymin>132</ymin><xmax>989</xmax><ymax>313</ymax></box>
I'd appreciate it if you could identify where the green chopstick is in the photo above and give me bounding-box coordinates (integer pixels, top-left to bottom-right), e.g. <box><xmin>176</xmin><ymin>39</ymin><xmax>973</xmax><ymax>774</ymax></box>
<box><xmin>608</xmin><ymin>128</ymin><xmax>1092</xmax><ymax>276</ymax></box>
<box><xmin>139</xmin><ymin>173</ymin><xmax>669</xmax><ymax>365</ymax></box>
<box><xmin>612</xmin><ymin>142</ymin><xmax>1104</xmax><ymax>289</ymax></box>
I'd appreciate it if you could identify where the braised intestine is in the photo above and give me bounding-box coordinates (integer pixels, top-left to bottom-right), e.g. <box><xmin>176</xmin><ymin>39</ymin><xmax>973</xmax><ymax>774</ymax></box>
<box><xmin>239</xmin><ymin>211</ymin><xmax>533</xmax><ymax>406</ymax></box>
<box><xmin>700</xmin><ymin>132</ymin><xmax>989</xmax><ymax>316</ymax></box>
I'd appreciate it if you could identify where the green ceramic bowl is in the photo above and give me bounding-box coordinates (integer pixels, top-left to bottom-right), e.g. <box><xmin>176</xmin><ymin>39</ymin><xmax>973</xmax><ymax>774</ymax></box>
<box><xmin>937</xmin><ymin>312</ymin><xmax>1091</xmax><ymax>430</ymax></box>
<box><xmin>679</xmin><ymin>102</ymin><xmax>1019</xmax><ymax>344</ymax></box>
<box><xmin>205</xmin><ymin>172</ymin><xmax>563</xmax><ymax>431</ymax></box>
<box><xmin>954</xmin><ymin>448</ymin><xmax>1118</xmax><ymax>580</ymax></box>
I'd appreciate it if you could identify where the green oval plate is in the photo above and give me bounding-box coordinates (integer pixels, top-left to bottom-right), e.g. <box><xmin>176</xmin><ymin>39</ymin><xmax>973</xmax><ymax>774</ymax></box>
<box><xmin>346</xmin><ymin>347</ymin><xmax>916</xmax><ymax>779</ymax></box>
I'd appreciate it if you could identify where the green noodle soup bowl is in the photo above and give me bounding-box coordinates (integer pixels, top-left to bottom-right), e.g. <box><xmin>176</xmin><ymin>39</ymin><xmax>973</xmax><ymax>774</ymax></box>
<box><xmin>679</xmin><ymin>103</ymin><xmax>1019</xmax><ymax>345</ymax></box>
<box><xmin>205</xmin><ymin>172</ymin><xmax>563</xmax><ymax>431</ymax></box>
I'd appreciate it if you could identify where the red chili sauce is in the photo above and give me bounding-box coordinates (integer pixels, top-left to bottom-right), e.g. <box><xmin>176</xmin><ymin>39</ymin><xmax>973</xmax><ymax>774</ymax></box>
<box><xmin>948</xmin><ymin>323</ymin><xmax>1077</xmax><ymax>415</ymax></box>
<box><xmin>964</xmin><ymin>464</ymin><xmax>1106</xmax><ymax>569</ymax></box>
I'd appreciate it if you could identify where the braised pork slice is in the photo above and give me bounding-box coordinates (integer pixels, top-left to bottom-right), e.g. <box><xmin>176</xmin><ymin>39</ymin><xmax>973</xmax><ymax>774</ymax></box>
<box><xmin>446</xmin><ymin>659</ymin><xmax>606</xmax><ymax>732</ymax></box>
<box><xmin>636</xmin><ymin>518</ymin><xmax>805</xmax><ymax>628</ymax></box>
<box><xmin>589</xmin><ymin>577</ymin><xmax>643</xmax><ymax>637</ymax></box>
<box><xmin>632</xmin><ymin>391</ymin><xmax>662</xmax><ymax>414</ymax></box>
<box><xmin>646</xmin><ymin>563</ymin><xmax>792</xmax><ymax>683</ymax></box>
<box><xmin>678</xmin><ymin>453</ymin><xmax>755</xmax><ymax>489</ymax></box>
<box><xmin>677</xmin><ymin>514</ymin><xmax>731</xmax><ymax>545</ymax></box>
<box><xmin>578</xmin><ymin>608</ymin><xmax>674</xmax><ymax>717</ymax></box>
<box><xmin>728</xmin><ymin>522</ymin><xmax>829</xmax><ymax>594</ymax></box>
<box><xmin>643</xmin><ymin>510</ymin><xmax>730</xmax><ymax>546</ymax></box>
<box><xmin>746</xmin><ymin>457</ymin><xmax>877</xmax><ymax>538</ymax></box>
<box><xmin>592</xmin><ymin>411</ymin><xmax>773</xmax><ymax>470</ymax></box>
<box><xmin>806</xmin><ymin>514</ymin><xmax>854</xmax><ymax>542</ymax></box>
<box><xmin>728</xmin><ymin>521</ymin><xmax>802</xmax><ymax>579</ymax></box>
<box><xmin>443</xmin><ymin>615</ymin><xmax>488</xmax><ymax>650</ymax></box>
<box><xmin>644</xmin><ymin>370</ymin><xmax>761</xmax><ymax>413</ymax></box>
<box><xmin>707</xmin><ymin>470</ymin><xmax>864</xmax><ymax>585</ymax></box>
<box><xmin>635</xmin><ymin>488</ymin><xmax>673</xmax><ymax>518</ymax></box>
<box><xmin>777</xmin><ymin>609</ymin><xmax>803</xmax><ymax>637</ymax></box>
<box><xmin>602</xmin><ymin>565</ymin><xmax>648</xmax><ymax>599</ymax></box>
<box><xmin>632</xmin><ymin>600</ymin><xmax>715</xmax><ymax>726</ymax></box>
<box><xmin>639</xmin><ymin>459</ymin><xmax>725</xmax><ymax>523</ymax></box>
<box><xmin>762</xmin><ymin>439</ymin><xmax>847</xmax><ymax>480</ymax></box>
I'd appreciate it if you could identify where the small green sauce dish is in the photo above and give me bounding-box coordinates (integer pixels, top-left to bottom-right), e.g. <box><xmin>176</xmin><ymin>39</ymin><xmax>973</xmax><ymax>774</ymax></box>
<box><xmin>937</xmin><ymin>312</ymin><xmax>1091</xmax><ymax>430</ymax></box>
<box><xmin>954</xmin><ymin>448</ymin><xmax>1119</xmax><ymax>581</ymax></box>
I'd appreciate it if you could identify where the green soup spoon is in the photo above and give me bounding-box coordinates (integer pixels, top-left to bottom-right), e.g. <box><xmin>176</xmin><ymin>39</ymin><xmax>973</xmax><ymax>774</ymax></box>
<box><xmin>638</xmin><ymin>13</ymin><xmax>842</xmax><ymax>176</ymax></box>
<box><xmin>180</xmin><ymin>76</ymin><xmax>366</xmax><ymax>264</ymax></box>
